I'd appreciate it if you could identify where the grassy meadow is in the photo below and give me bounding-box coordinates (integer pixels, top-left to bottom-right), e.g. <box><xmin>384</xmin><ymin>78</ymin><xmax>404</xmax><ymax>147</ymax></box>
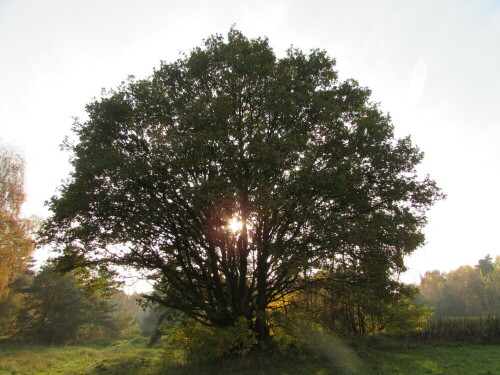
<box><xmin>1</xmin><ymin>336</ymin><xmax>499</xmax><ymax>375</ymax></box>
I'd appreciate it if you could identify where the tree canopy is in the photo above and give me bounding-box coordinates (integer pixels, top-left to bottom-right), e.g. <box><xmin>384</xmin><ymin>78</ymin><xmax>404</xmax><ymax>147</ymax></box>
<box><xmin>43</xmin><ymin>29</ymin><xmax>443</xmax><ymax>342</ymax></box>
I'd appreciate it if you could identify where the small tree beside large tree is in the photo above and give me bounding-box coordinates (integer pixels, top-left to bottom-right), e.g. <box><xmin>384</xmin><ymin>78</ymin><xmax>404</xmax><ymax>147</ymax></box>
<box><xmin>15</xmin><ymin>264</ymin><xmax>117</xmax><ymax>343</ymax></box>
<box><xmin>42</xmin><ymin>29</ymin><xmax>443</xmax><ymax>343</ymax></box>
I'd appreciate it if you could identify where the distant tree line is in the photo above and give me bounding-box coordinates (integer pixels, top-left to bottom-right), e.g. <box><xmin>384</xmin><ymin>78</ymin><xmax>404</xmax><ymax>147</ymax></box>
<box><xmin>418</xmin><ymin>255</ymin><xmax>500</xmax><ymax>316</ymax></box>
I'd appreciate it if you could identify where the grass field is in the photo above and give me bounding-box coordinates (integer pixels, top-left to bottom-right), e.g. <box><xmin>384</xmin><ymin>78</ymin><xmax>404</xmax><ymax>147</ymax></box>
<box><xmin>364</xmin><ymin>340</ymin><xmax>500</xmax><ymax>375</ymax></box>
<box><xmin>1</xmin><ymin>337</ymin><xmax>499</xmax><ymax>375</ymax></box>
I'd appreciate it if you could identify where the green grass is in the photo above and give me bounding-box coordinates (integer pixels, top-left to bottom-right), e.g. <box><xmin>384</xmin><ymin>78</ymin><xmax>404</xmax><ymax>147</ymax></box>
<box><xmin>1</xmin><ymin>338</ymin><xmax>499</xmax><ymax>375</ymax></box>
<box><xmin>0</xmin><ymin>339</ymin><xmax>165</xmax><ymax>375</ymax></box>
<box><xmin>362</xmin><ymin>339</ymin><xmax>500</xmax><ymax>375</ymax></box>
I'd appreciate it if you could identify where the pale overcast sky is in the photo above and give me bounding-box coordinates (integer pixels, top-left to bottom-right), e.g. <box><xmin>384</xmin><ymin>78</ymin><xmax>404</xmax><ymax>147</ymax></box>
<box><xmin>1</xmin><ymin>0</ymin><xmax>499</xmax><ymax>288</ymax></box>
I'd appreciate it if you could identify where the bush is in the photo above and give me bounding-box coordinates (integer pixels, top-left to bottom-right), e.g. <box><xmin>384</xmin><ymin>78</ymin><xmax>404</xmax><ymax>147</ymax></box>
<box><xmin>268</xmin><ymin>308</ymin><xmax>312</xmax><ymax>352</ymax></box>
<box><xmin>169</xmin><ymin>317</ymin><xmax>257</xmax><ymax>362</ymax></box>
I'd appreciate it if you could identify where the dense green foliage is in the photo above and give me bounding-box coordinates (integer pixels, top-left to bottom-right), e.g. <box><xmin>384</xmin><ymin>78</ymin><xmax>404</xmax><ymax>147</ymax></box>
<box><xmin>419</xmin><ymin>255</ymin><xmax>500</xmax><ymax>316</ymax></box>
<box><xmin>42</xmin><ymin>28</ymin><xmax>442</xmax><ymax>342</ymax></box>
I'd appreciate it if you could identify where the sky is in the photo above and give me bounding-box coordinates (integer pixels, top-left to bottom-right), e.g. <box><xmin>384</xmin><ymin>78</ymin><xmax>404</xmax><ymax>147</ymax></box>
<box><xmin>1</xmin><ymin>0</ymin><xmax>499</xmax><ymax>290</ymax></box>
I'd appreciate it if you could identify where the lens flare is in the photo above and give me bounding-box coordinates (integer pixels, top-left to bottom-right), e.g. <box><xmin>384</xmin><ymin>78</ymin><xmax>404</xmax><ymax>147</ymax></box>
<box><xmin>228</xmin><ymin>217</ymin><xmax>243</xmax><ymax>233</ymax></box>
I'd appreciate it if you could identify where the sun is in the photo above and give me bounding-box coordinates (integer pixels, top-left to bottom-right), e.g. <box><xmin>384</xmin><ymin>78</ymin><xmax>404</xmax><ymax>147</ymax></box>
<box><xmin>228</xmin><ymin>217</ymin><xmax>243</xmax><ymax>233</ymax></box>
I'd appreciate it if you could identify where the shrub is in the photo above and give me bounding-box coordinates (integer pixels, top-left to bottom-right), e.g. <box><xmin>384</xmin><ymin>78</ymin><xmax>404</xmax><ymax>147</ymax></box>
<box><xmin>169</xmin><ymin>317</ymin><xmax>257</xmax><ymax>362</ymax></box>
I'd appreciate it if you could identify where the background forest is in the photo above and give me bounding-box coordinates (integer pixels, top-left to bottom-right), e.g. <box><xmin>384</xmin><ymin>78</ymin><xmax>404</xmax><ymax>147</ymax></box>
<box><xmin>419</xmin><ymin>255</ymin><xmax>500</xmax><ymax>317</ymax></box>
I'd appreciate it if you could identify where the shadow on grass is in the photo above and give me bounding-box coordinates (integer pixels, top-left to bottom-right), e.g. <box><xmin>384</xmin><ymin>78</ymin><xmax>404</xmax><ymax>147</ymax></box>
<box><xmin>155</xmin><ymin>351</ymin><xmax>340</xmax><ymax>375</ymax></box>
<box><xmin>86</xmin><ymin>344</ymin><xmax>350</xmax><ymax>375</ymax></box>
<box><xmin>153</xmin><ymin>334</ymin><xmax>500</xmax><ymax>375</ymax></box>
<box><xmin>85</xmin><ymin>335</ymin><xmax>378</xmax><ymax>375</ymax></box>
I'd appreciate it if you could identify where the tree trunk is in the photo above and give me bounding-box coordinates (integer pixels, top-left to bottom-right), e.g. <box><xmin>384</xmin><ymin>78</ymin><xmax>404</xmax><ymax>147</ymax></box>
<box><xmin>255</xmin><ymin>222</ymin><xmax>270</xmax><ymax>345</ymax></box>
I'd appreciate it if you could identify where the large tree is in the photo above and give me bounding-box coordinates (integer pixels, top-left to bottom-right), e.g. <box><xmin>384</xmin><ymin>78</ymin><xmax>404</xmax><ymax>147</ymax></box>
<box><xmin>43</xmin><ymin>29</ymin><xmax>442</xmax><ymax>342</ymax></box>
